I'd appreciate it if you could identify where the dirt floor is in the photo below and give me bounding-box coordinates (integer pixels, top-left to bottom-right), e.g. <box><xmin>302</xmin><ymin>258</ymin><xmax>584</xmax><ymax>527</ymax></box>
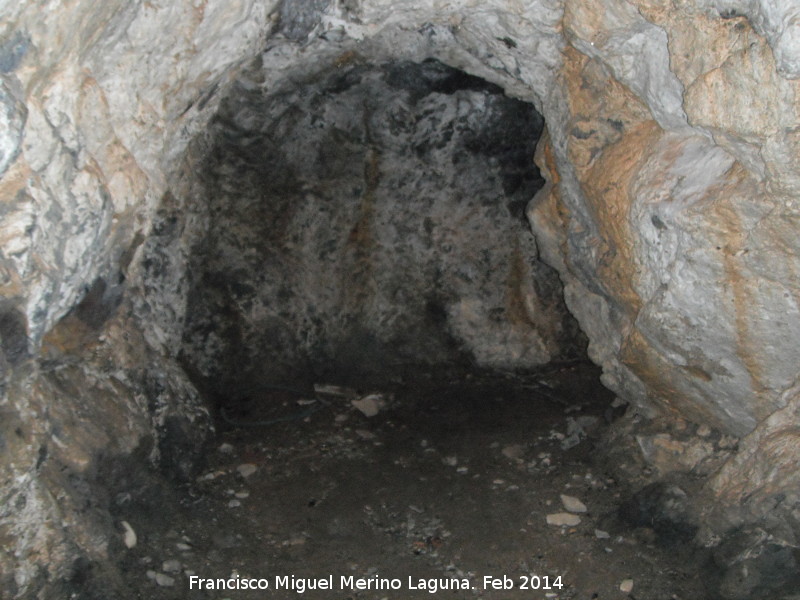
<box><xmin>115</xmin><ymin>363</ymin><xmax>712</xmax><ymax>600</ymax></box>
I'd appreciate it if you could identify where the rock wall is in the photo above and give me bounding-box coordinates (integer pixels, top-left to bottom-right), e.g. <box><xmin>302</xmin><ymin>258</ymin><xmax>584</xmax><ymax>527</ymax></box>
<box><xmin>0</xmin><ymin>1</ymin><xmax>276</xmax><ymax>595</ymax></box>
<box><xmin>1</xmin><ymin>0</ymin><xmax>799</xmax><ymax>597</ymax></box>
<box><xmin>178</xmin><ymin>58</ymin><xmax>583</xmax><ymax>393</ymax></box>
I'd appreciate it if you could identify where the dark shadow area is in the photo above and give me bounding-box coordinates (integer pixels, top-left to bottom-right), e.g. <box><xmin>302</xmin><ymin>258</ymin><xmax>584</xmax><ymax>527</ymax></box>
<box><xmin>173</xmin><ymin>58</ymin><xmax>588</xmax><ymax>422</ymax></box>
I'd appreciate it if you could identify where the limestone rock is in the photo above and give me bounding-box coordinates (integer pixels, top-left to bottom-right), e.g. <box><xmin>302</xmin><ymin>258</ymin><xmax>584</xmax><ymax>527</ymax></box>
<box><xmin>4</xmin><ymin>0</ymin><xmax>800</xmax><ymax>597</ymax></box>
<box><xmin>560</xmin><ymin>494</ymin><xmax>587</xmax><ymax>514</ymax></box>
<box><xmin>546</xmin><ymin>512</ymin><xmax>582</xmax><ymax>527</ymax></box>
<box><xmin>0</xmin><ymin>75</ymin><xmax>26</xmax><ymax>178</ymax></box>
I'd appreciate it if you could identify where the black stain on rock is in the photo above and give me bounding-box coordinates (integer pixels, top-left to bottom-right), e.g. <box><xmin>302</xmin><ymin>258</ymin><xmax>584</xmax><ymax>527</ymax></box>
<box><xmin>0</xmin><ymin>303</ymin><xmax>29</xmax><ymax>366</ymax></box>
<box><xmin>384</xmin><ymin>58</ymin><xmax>500</xmax><ymax>102</ymax></box>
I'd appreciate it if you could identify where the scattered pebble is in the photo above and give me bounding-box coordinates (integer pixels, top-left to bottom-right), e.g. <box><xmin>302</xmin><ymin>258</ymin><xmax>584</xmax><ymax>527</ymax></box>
<box><xmin>443</xmin><ymin>456</ymin><xmax>458</xmax><ymax>467</ymax></box>
<box><xmin>235</xmin><ymin>490</ymin><xmax>250</xmax><ymax>499</ymax></box>
<box><xmin>176</xmin><ymin>542</ymin><xmax>192</xmax><ymax>551</ymax></box>
<box><xmin>502</xmin><ymin>444</ymin><xmax>524</xmax><ymax>459</ymax></box>
<box><xmin>456</xmin><ymin>466</ymin><xmax>469</xmax><ymax>474</ymax></box>
<box><xmin>351</xmin><ymin>394</ymin><xmax>385</xmax><ymax>417</ymax></box>
<box><xmin>228</xmin><ymin>499</ymin><xmax>241</xmax><ymax>508</ymax></box>
<box><xmin>237</xmin><ymin>463</ymin><xmax>257</xmax><ymax>478</ymax></box>
<box><xmin>620</xmin><ymin>579</ymin><xmax>634</xmax><ymax>593</ymax></box>
<box><xmin>697</xmin><ymin>424</ymin><xmax>711</xmax><ymax>437</ymax></box>
<box><xmin>162</xmin><ymin>559</ymin><xmax>181</xmax><ymax>573</ymax></box>
<box><xmin>355</xmin><ymin>429</ymin><xmax>377</xmax><ymax>440</ymax></box>
<box><xmin>121</xmin><ymin>520</ymin><xmax>137</xmax><ymax>549</ymax></box>
<box><xmin>546</xmin><ymin>513</ymin><xmax>582</xmax><ymax>526</ymax></box>
<box><xmin>560</xmin><ymin>494</ymin><xmax>587</xmax><ymax>513</ymax></box>
<box><xmin>218</xmin><ymin>443</ymin><xmax>234</xmax><ymax>454</ymax></box>
<box><xmin>314</xmin><ymin>384</ymin><xmax>355</xmax><ymax>397</ymax></box>
<box><xmin>155</xmin><ymin>573</ymin><xmax>175</xmax><ymax>587</ymax></box>
<box><xmin>197</xmin><ymin>470</ymin><xmax>225</xmax><ymax>481</ymax></box>
<box><xmin>594</xmin><ymin>529</ymin><xmax>611</xmax><ymax>539</ymax></box>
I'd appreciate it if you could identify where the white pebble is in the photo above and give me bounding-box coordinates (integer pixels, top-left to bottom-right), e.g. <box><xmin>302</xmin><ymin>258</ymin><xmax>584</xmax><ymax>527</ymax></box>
<box><xmin>560</xmin><ymin>494</ymin><xmax>587</xmax><ymax>513</ymax></box>
<box><xmin>237</xmin><ymin>463</ymin><xmax>257</xmax><ymax>478</ymax></box>
<box><xmin>228</xmin><ymin>499</ymin><xmax>241</xmax><ymax>508</ymax></box>
<box><xmin>594</xmin><ymin>529</ymin><xmax>610</xmax><ymax>539</ymax></box>
<box><xmin>351</xmin><ymin>394</ymin><xmax>384</xmax><ymax>417</ymax></box>
<box><xmin>218</xmin><ymin>443</ymin><xmax>234</xmax><ymax>454</ymax></box>
<box><xmin>121</xmin><ymin>520</ymin><xmax>137</xmax><ymax>549</ymax></box>
<box><xmin>546</xmin><ymin>512</ymin><xmax>581</xmax><ymax>526</ymax></box>
<box><xmin>162</xmin><ymin>559</ymin><xmax>181</xmax><ymax>573</ymax></box>
<box><xmin>155</xmin><ymin>573</ymin><xmax>175</xmax><ymax>587</ymax></box>
<box><xmin>235</xmin><ymin>490</ymin><xmax>250</xmax><ymax>499</ymax></box>
<box><xmin>620</xmin><ymin>579</ymin><xmax>634</xmax><ymax>593</ymax></box>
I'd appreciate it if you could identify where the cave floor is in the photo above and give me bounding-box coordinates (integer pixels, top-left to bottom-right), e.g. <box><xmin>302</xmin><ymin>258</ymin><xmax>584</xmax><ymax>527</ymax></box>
<box><xmin>118</xmin><ymin>364</ymin><xmax>707</xmax><ymax>600</ymax></box>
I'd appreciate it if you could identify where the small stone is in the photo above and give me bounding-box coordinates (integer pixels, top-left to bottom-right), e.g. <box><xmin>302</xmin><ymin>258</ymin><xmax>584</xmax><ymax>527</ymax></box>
<box><xmin>146</xmin><ymin>570</ymin><xmax>156</xmax><ymax>580</ymax></box>
<box><xmin>162</xmin><ymin>559</ymin><xmax>181</xmax><ymax>573</ymax></box>
<box><xmin>228</xmin><ymin>499</ymin><xmax>241</xmax><ymax>508</ymax></box>
<box><xmin>619</xmin><ymin>579</ymin><xmax>634</xmax><ymax>593</ymax></box>
<box><xmin>218</xmin><ymin>443</ymin><xmax>234</xmax><ymax>453</ymax></box>
<box><xmin>560</xmin><ymin>494</ymin><xmax>587</xmax><ymax>513</ymax></box>
<box><xmin>352</xmin><ymin>394</ymin><xmax>384</xmax><ymax>417</ymax></box>
<box><xmin>237</xmin><ymin>463</ymin><xmax>257</xmax><ymax>478</ymax></box>
<box><xmin>235</xmin><ymin>490</ymin><xmax>250</xmax><ymax>499</ymax></box>
<box><xmin>355</xmin><ymin>429</ymin><xmax>376</xmax><ymax>440</ymax></box>
<box><xmin>502</xmin><ymin>444</ymin><xmax>524</xmax><ymax>459</ymax></box>
<box><xmin>594</xmin><ymin>529</ymin><xmax>611</xmax><ymax>539</ymax></box>
<box><xmin>155</xmin><ymin>573</ymin><xmax>175</xmax><ymax>587</ymax></box>
<box><xmin>176</xmin><ymin>542</ymin><xmax>192</xmax><ymax>551</ymax></box>
<box><xmin>121</xmin><ymin>520</ymin><xmax>137</xmax><ymax>548</ymax></box>
<box><xmin>697</xmin><ymin>424</ymin><xmax>711</xmax><ymax>437</ymax></box>
<box><xmin>546</xmin><ymin>512</ymin><xmax>582</xmax><ymax>526</ymax></box>
<box><xmin>314</xmin><ymin>384</ymin><xmax>355</xmax><ymax>397</ymax></box>
<box><xmin>443</xmin><ymin>456</ymin><xmax>458</xmax><ymax>466</ymax></box>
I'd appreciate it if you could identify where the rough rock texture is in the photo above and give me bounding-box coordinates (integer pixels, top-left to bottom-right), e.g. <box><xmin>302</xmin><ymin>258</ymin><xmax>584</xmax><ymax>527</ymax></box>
<box><xmin>2</xmin><ymin>0</ymin><xmax>800</xmax><ymax>597</ymax></box>
<box><xmin>0</xmin><ymin>1</ymin><xmax>274</xmax><ymax>596</ymax></box>
<box><xmin>179</xmin><ymin>59</ymin><xmax>582</xmax><ymax>391</ymax></box>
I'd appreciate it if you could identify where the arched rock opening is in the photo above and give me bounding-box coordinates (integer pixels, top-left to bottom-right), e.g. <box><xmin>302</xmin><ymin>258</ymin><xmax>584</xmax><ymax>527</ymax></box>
<box><xmin>173</xmin><ymin>57</ymin><xmax>585</xmax><ymax>407</ymax></box>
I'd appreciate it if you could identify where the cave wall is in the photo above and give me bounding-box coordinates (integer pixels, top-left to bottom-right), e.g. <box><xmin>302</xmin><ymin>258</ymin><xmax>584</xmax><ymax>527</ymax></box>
<box><xmin>1</xmin><ymin>0</ymin><xmax>799</xmax><ymax>596</ymax></box>
<box><xmin>0</xmin><ymin>1</ymin><xmax>276</xmax><ymax>595</ymax></box>
<box><xmin>179</xmin><ymin>59</ymin><xmax>584</xmax><ymax>391</ymax></box>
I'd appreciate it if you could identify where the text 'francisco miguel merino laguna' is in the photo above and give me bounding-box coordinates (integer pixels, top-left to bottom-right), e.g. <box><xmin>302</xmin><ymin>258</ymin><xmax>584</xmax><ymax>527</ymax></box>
<box><xmin>188</xmin><ymin>574</ymin><xmax>472</xmax><ymax>593</ymax></box>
